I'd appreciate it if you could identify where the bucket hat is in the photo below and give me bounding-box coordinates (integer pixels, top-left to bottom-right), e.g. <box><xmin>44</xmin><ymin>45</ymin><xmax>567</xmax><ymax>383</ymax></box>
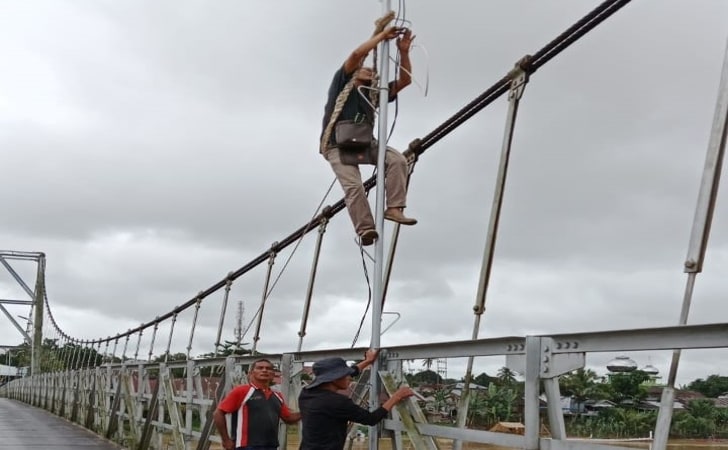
<box><xmin>305</xmin><ymin>357</ymin><xmax>356</xmax><ymax>389</ymax></box>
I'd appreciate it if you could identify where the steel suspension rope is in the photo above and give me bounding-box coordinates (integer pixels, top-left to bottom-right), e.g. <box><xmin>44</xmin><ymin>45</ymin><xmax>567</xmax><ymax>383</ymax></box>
<box><xmin>411</xmin><ymin>0</ymin><xmax>632</xmax><ymax>156</ymax></box>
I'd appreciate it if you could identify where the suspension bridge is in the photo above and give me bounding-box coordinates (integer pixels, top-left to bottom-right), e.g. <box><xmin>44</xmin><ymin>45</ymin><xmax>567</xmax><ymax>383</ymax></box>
<box><xmin>2</xmin><ymin>1</ymin><xmax>728</xmax><ymax>449</ymax></box>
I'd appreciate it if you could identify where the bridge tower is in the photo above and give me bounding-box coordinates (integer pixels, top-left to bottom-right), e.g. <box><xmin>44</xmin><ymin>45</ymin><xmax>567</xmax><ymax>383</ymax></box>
<box><xmin>0</xmin><ymin>251</ymin><xmax>45</xmax><ymax>376</ymax></box>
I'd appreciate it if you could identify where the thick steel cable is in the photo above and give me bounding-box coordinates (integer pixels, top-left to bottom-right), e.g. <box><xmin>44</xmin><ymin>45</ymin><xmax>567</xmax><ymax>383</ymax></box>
<box><xmin>42</xmin><ymin>0</ymin><xmax>631</xmax><ymax>345</ymax></box>
<box><xmin>412</xmin><ymin>0</ymin><xmax>632</xmax><ymax>155</ymax></box>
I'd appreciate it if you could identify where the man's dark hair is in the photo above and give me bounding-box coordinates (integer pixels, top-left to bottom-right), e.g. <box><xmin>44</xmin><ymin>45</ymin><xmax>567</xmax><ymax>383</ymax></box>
<box><xmin>250</xmin><ymin>359</ymin><xmax>275</xmax><ymax>370</ymax></box>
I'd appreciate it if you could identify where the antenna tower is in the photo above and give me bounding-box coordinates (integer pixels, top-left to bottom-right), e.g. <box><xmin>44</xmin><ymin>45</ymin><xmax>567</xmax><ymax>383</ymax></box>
<box><xmin>234</xmin><ymin>300</ymin><xmax>244</xmax><ymax>348</ymax></box>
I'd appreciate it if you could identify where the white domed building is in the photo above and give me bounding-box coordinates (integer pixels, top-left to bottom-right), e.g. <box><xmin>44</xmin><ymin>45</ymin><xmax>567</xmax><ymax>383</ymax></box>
<box><xmin>604</xmin><ymin>356</ymin><xmax>662</xmax><ymax>386</ymax></box>
<box><xmin>606</xmin><ymin>355</ymin><xmax>637</xmax><ymax>373</ymax></box>
<box><xmin>640</xmin><ymin>364</ymin><xmax>661</xmax><ymax>385</ymax></box>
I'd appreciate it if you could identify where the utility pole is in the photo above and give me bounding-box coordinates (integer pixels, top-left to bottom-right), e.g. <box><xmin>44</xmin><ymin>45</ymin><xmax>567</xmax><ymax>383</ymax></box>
<box><xmin>234</xmin><ymin>301</ymin><xmax>244</xmax><ymax>352</ymax></box>
<box><xmin>369</xmin><ymin>1</ymin><xmax>392</xmax><ymax>449</ymax></box>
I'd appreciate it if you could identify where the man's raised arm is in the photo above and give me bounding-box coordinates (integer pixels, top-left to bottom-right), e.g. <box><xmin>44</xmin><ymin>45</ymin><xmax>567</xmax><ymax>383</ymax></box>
<box><xmin>343</xmin><ymin>26</ymin><xmax>403</xmax><ymax>75</ymax></box>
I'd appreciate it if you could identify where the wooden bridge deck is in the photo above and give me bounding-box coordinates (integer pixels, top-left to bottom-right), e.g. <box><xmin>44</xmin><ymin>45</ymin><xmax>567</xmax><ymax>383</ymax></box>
<box><xmin>0</xmin><ymin>398</ymin><xmax>122</xmax><ymax>449</ymax></box>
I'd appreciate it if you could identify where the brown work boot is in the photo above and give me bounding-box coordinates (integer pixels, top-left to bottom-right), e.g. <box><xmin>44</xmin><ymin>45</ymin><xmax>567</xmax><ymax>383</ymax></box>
<box><xmin>359</xmin><ymin>229</ymin><xmax>378</xmax><ymax>246</ymax></box>
<box><xmin>384</xmin><ymin>208</ymin><xmax>417</xmax><ymax>226</ymax></box>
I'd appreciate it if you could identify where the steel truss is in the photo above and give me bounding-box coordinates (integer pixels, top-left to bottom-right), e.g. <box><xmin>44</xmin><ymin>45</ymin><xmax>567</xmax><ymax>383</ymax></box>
<box><xmin>0</xmin><ymin>251</ymin><xmax>45</xmax><ymax>376</ymax></box>
<box><xmin>1</xmin><ymin>322</ymin><xmax>726</xmax><ymax>450</ymax></box>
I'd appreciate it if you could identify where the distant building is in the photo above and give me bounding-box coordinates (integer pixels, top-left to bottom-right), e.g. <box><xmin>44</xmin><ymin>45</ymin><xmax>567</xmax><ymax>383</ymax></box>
<box><xmin>0</xmin><ymin>364</ymin><xmax>20</xmax><ymax>377</ymax></box>
<box><xmin>0</xmin><ymin>364</ymin><xmax>21</xmax><ymax>384</ymax></box>
<box><xmin>605</xmin><ymin>356</ymin><xmax>662</xmax><ymax>386</ymax></box>
<box><xmin>640</xmin><ymin>364</ymin><xmax>661</xmax><ymax>385</ymax></box>
<box><xmin>606</xmin><ymin>355</ymin><xmax>637</xmax><ymax>373</ymax></box>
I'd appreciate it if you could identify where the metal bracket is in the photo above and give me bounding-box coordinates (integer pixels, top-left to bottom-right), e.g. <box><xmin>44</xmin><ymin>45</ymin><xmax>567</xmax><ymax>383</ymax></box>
<box><xmin>506</xmin><ymin>338</ymin><xmax>584</xmax><ymax>378</ymax></box>
<box><xmin>540</xmin><ymin>337</ymin><xmax>585</xmax><ymax>378</ymax></box>
<box><xmin>507</xmin><ymin>55</ymin><xmax>531</xmax><ymax>101</ymax></box>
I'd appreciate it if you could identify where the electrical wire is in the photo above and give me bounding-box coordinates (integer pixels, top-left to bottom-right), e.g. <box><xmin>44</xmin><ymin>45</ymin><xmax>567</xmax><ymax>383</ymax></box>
<box><xmin>350</xmin><ymin>244</ymin><xmax>374</xmax><ymax>348</ymax></box>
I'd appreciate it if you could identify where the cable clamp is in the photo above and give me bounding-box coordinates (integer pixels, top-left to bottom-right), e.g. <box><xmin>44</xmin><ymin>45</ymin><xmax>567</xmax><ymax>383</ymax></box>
<box><xmin>507</xmin><ymin>55</ymin><xmax>532</xmax><ymax>101</ymax></box>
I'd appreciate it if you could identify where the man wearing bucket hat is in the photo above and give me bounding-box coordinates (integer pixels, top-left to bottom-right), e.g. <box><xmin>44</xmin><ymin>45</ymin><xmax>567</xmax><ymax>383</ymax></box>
<box><xmin>299</xmin><ymin>349</ymin><xmax>414</xmax><ymax>450</ymax></box>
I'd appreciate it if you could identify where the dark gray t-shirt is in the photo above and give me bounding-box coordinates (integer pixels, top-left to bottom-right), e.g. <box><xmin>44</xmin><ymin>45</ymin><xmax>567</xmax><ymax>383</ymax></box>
<box><xmin>320</xmin><ymin>65</ymin><xmax>396</xmax><ymax>147</ymax></box>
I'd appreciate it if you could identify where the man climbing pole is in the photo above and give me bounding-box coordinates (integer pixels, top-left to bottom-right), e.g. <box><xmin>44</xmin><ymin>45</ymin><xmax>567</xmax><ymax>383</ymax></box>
<box><xmin>320</xmin><ymin>18</ymin><xmax>418</xmax><ymax>246</ymax></box>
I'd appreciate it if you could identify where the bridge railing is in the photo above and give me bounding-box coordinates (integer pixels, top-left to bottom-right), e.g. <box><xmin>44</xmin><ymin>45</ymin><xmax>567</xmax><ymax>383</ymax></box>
<box><xmin>2</xmin><ymin>321</ymin><xmax>726</xmax><ymax>450</ymax></box>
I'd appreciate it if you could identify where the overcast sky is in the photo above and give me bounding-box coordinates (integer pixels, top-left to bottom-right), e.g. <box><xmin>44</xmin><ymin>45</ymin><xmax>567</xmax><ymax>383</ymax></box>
<box><xmin>1</xmin><ymin>0</ymin><xmax>728</xmax><ymax>387</ymax></box>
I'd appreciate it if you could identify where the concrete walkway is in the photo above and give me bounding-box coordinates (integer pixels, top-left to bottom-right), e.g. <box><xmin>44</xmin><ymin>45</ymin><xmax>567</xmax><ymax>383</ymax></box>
<box><xmin>0</xmin><ymin>398</ymin><xmax>122</xmax><ymax>449</ymax></box>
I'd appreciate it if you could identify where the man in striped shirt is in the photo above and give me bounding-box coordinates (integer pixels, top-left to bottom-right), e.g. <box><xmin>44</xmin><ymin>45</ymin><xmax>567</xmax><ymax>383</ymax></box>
<box><xmin>213</xmin><ymin>359</ymin><xmax>301</xmax><ymax>450</ymax></box>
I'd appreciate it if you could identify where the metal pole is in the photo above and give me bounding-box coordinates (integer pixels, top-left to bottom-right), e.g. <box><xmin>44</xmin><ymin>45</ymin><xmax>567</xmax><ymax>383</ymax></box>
<box><xmin>653</xmin><ymin>36</ymin><xmax>728</xmax><ymax>450</ymax></box>
<box><xmin>134</xmin><ymin>329</ymin><xmax>143</xmax><ymax>362</ymax></box>
<box><xmin>187</xmin><ymin>297</ymin><xmax>202</xmax><ymax>360</ymax></box>
<box><xmin>370</xmin><ymin>2</ymin><xmax>391</xmax><ymax>449</ymax></box>
<box><xmin>253</xmin><ymin>250</ymin><xmax>276</xmax><ymax>354</ymax></box>
<box><xmin>453</xmin><ymin>60</ymin><xmax>529</xmax><ymax>450</ymax></box>
<box><xmin>71</xmin><ymin>340</ymin><xmax>83</xmax><ymax>370</ymax></box>
<box><xmin>102</xmin><ymin>340</ymin><xmax>109</xmax><ymax>364</ymax></box>
<box><xmin>64</xmin><ymin>339</ymin><xmax>76</xmax><ymax>370</ymax></box>
<box><xmin>110</xmin><ymin>337</ymin><xmax>119</xmax><ymax>364</ymax></box>
<box><xmin>297</xmin><ymin>219</ymin><xmax>328</xmax><ymax>352</ymax></box>
<box><xmin>121</xmin><ymin>333</ymin><xmax>130</xmax><ymax>361</ymax></box>
<box><xmin>94</xmin><ymin>341</ymin><xmax>102</xmax><ymax>367</ymax></box>
<box><xmin>31</xmin><ymin>254</ymin><xmax>46</xmax><ymax>376</ymax></box>
<box><xmin>523</xmin><ymin>337</ymin><xmax>542</xmax><ymax>450</ymax></box>
<box><xmin>165</xmin><ymin>314</ymin><xmax>177</xmax><ymax>363</ymax></box>
<box><xmin>214</xmin><ymin>279</ymin><xmax>233</xmax><ymax>357</ymax></box>
<box><xmin>82</xmin><ymin>342</ymin><xmax>92</xmax><ymax>368</ymax></box>
<box><xmin>148</xmin><ymin>321</ymin><xmax>159</xmax><ymax>362</ymax></box>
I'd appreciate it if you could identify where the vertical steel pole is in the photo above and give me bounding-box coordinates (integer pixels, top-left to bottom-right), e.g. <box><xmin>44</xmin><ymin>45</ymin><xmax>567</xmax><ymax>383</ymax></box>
<box><xmin>370</xmin><ymin>2</ymin><xmax>391</xmax><ymax>450</ymax></box>
<box><xmin>187</xmin><ymin>297</ymin><xmax>202</xmax><ymax>360</ymax></box>
<box><xmin>164</xmin><ymin>314</ymin><xmax>177</xmax><ymax>363</ymax></box>
<box><xmin>133</xmin><ymin>329</ymin><xmax>143</xmax><ymax>362</ymax></box>
<box><xmin>83</xmin><ymin>341</ymin><xmax>93</xmax><ymax>368</ymax></box>
<box><xmin>453</xmin><ymin>60</ymin><xmax>529</xmax><ymax>450</ymax></box>
<box><xmin>297</xmin><ymin>219</ymin><xmax>328</xmax><ymax>352</ymax></box>
<box><xmin>214</xmin><ymin>279</ymin><xmax>233</xmax><ymax>357</ymax></box>
<box><xmin>65</xmin><ymin>339</ymin><xmax>76</xmax><ymax>370</ymax></box>
<box><xmin>110</xmin><ymin>337</ymin><xmax>119</xmax><ymax>364</ymax></box>
<box><xmin>70</xmin><ymin>340</ymin><xmax>81</xmax><ymax>370</ymax></box>
<box><xmin>148</xmin><ymin>321</ymin><xmax>159</xmax><ymax>362</ymax></box>
<box><xmin>121</xmin><ymin>333</ymin><xmax>130</xmax><ymax>361</ymax></box>
<box><xmin>31</xmin><ymin>254</ymin><xmax>46</xmax><ymax>376</ymax></box>
<box><xmin>253</xmin><ymin>250</ymin><xmax>276</xmax><ymax>355</ymax></box>
<box><xmin>523</xmin><ymin>336</ymin><xmax>542</xmax><ymax>450</ymax></box>
<box><xmin>102</xmin><ymin>339</ymin><xmax>110</xmax><ymax>364</ymax></box>
<box><xmin>94</xmin><ymin>341</ymin><xmax>102</xmax><ymax>367</ymax></box>
<box><xmin>653</xmin><ymin>36</ymin><xmax>728</xmax><ymax>450</ymax></box>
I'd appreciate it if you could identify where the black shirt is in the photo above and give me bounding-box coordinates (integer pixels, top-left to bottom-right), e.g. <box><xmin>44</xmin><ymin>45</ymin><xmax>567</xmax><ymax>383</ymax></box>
<box><xmin>299</xmin><ymin>388</ymin><xmax>388</xmax><ymax>450</ymax></box>
<box><xmin>320</xmin><ymin>65</ymin><xmax>397</xmax><ymax>147</ymax></box>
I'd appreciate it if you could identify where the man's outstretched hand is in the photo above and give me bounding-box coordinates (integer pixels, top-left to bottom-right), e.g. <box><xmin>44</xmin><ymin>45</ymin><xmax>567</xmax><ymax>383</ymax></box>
<box><xmin>382</xmin><ymin>26</ymin><xmax>406</xmax><ymax>41</ymax></box>
<box><xmin>397</xmin><ymin>28</ymin><xmax>415</xmax><ymax>53</ymax></box>
<box><xmin>364</xmin><ymin>348</ymin><xmax>380</xmax><ymax>364</ymax></box>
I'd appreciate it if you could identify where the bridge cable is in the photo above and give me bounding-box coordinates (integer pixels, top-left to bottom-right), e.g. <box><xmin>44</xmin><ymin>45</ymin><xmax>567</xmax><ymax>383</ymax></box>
<box><xmin>41</xmin><ymin>0</ymin><xmax>632</xmax><ymax>346</ymax></box>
